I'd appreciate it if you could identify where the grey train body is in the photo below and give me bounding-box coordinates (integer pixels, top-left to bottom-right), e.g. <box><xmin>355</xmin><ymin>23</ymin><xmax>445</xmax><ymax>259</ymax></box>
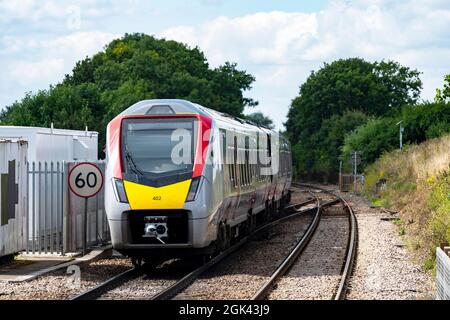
<box><xmin>105</xmin><ymin>99</ymin><xmax>292</xmax><ymax>260</ymax></box>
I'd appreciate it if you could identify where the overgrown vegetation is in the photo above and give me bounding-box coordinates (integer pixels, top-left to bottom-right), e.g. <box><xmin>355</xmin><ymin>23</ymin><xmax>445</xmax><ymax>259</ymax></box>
<box><xmin>342</xmin><ymin>102</ymin><xmax>450</xmax><ymax>170</ymax></box>
<box><xmin>364</xmin><ymin>135</ymin><xmax>450</xmax><ymax>270</ymax></box>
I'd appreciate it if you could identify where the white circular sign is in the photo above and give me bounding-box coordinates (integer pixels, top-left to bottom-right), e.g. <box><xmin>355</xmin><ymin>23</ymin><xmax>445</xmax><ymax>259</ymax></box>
<box><xmin>68</xmin><ymin>162</ymin><xmax>104</xmax><ymax>198</ymax></box>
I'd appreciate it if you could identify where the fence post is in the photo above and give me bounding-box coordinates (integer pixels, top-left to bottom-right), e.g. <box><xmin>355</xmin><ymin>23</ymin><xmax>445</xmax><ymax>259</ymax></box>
<box><xmin>26</xmin><ymin>162</ymin><xmax>29</xmax><ymax>254</ymax></box>
<box><xmin>38</xmin><ymin>162</ymin><xmax>42</xmax><ymax>254</ymax></box>
<box><xmin>50</xmin><ymin>161</ymin><xmax>54</xmax><ymax>254</ymax></box>
<box><xmin>62</xmin><ymin>161</ymin><xmax>69</xmax><ymax>255</ymax></box>
<box><xmin>32</xmin><ymin>162</ymin><xmax>35</xmax><ymax>254</ymax></box>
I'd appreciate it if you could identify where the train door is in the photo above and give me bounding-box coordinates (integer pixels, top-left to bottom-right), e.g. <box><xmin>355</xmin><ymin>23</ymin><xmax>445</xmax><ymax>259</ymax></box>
<box><xmin>234</xmin><ymin>135</ymin><xmax>240</xmax><ymax>191</ymax></box>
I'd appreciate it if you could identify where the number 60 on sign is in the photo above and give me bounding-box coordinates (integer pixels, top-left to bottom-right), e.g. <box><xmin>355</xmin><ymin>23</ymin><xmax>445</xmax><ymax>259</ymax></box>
<box><xmin>68</xmin><ymin>162</ymin><xmax>104</xmax><ymax>198</ymax></box>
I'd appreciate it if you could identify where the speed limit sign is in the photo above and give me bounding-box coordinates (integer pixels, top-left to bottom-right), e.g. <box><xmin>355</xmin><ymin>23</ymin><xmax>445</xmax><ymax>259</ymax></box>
<box><xmin>68</xmin><ymin>162</ymin><xmax>104</xmax><ymax>198</ymax></box>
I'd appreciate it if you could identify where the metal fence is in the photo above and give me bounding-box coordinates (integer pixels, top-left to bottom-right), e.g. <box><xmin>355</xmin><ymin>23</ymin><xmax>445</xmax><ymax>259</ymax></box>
<box><xmin>339</xmin><ymin>174</ymin><xmax>365</xmax><ymax>193</ymax></box>
<box><xmin>437</xmin><ymin>246</ymin><xmax>450</xmax><ymax>300</ymax></box>
<box><xmin>26</xmin><ymin>161</ymin><xmax>109</xmax><ymax>255</ymax></box>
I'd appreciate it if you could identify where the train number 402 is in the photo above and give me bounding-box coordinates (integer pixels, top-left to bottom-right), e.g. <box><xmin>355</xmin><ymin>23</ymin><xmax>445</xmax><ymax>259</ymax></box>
<box><xmin>152</xmin><ymin>196</ymin><xmax>162</xmax><ymax>200</ymax></box>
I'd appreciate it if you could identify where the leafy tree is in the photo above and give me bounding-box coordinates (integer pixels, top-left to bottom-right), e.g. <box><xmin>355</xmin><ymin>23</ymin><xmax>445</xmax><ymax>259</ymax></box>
<box><xmin>0</xmin><ymin>33</ymin><xmax>257</xmax><ymax>154</ymax></box>
<box><xmin>435</xmin><ymin>74</ymin><xmax>450</xmax><ymax>103</ymax></box>
<box><xmin>285</xmin><ymin>58</ymin><xmax>422</xmax><ymax>179</ymax></box>
<box><xmin>342</xmin><ymin>117</ymin><xmax>399</xmax><ymax>169</ymax></box>
<box><xmin>245</xmin><ymin>112</ymin><xmax>274</xmax><ymax>129</ymax></box>
<box><xmin>313</xmin><ymin>111</ymin><xmax>369</xmax><ymax>176</ymax></box>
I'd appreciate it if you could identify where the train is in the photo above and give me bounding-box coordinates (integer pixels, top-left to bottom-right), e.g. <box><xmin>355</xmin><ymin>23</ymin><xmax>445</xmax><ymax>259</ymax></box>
<box><xmin>105</xmin><ymin>99</ymin><xmax>293</xmax><ymax>265</ymax></box>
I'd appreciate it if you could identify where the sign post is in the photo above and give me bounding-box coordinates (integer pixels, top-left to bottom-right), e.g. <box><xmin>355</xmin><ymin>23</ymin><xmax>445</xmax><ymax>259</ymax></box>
<box><xmin>350</xmin><ymin>151</ymin><xmax>362</xmax><ymax>193</ymax></box>
<box><xmin>68</xmin><ymin>162</ymin><xmax>104</xmax><ymax>255</ymax></box>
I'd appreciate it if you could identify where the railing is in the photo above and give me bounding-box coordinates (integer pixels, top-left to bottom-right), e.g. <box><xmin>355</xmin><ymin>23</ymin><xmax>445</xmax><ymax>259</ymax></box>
<box><xmin>339</xmin><ymin>174</ymin><xmax>365</xmax><ymax>193</ymax></box>
<box><xmin>27</xmin><ymin>162</ymin><xmax>64</xmax><ymax>254</ymax></box>
<box><xmin>436</xmin><ymin>246</ymin><xmax>450</xmax><ymax>300</ymax></box>
<box><xmin>26</xmin><ymin>161</ymin><xmax>109</xmax><ymax>255</ymax></box>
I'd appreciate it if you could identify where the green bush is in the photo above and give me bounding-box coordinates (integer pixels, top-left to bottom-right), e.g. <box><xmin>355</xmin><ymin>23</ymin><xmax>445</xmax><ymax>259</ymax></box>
<box><xmin>427</xmin><ymin>171</ymin><xmax>450</xmax><ymax>246</ymax></box>
<box><xmin>400</xmin><ymin>102</ymin><xmax>450</xmax><ymax>143</ymax></box>
<box><xmin>342</xmin><ymin>102</ymin><xmax>450</xmax><ymax>170</ymax></box>
<box><xmin>342</xmin><ymin>117</ymin><xmax>398</xmax><ymax>169</ymax></box>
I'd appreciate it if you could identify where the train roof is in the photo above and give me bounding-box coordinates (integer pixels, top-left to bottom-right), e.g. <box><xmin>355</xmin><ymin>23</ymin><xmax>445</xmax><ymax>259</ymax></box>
<box><xmin>120</xmin><ymin>99</ymin><xmax>278</xmax><ymax>135</ymax></box>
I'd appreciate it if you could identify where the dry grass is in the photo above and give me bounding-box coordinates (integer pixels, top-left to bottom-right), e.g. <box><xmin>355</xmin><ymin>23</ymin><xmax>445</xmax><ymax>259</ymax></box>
<box><xmin>365</xmin><ymin>134</ymin><xmax>450</xmax><ymax>270</ymax></box>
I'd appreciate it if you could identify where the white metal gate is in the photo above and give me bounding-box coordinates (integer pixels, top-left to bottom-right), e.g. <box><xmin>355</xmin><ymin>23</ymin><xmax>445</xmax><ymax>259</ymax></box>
<box><xmin>437</xmin><ymin>246</ymin><xmax>450</xmax><ymax>300</ymax></box>
<box><xmin>26</xmin><ymin>161</ymin><xmax>109</xmax><ymax>255</ymax></box>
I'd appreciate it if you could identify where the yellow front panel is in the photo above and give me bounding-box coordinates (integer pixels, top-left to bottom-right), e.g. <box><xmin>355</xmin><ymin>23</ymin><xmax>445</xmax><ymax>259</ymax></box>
<box><xmin>124</xmin><ymin>179</ymin><xmax>191</xmax><ymax>210</ymax></box>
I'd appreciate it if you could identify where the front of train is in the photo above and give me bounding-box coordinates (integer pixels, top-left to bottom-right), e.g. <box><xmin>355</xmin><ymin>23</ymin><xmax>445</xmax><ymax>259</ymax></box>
<box><xmin>104</xmin><ymin>100</ymin><xmax>216</xmax><ymax>261</ymax></box>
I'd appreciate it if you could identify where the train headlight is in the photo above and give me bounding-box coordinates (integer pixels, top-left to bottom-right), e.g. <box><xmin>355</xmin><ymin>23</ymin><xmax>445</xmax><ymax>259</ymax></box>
<box><xmin>114</xmin><ymin>179</ymin><xmax>129</xmax><ymax>203</ymax></box>
<box><xmin>186</xmin><ymin>177</ymin><xmax>201</xmax><ymax>202</ymax></box>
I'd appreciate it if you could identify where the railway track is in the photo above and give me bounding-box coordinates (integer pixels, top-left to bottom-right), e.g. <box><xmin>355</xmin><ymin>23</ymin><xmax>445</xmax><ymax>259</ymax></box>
<box><xmin>72</xmin><ymin>184</ymin><xmax>357</xmax><ymax>300</ymax></box>
<box><xmin>298</xmin><ymin>183</ymin><xmax>358</xmax><ymax>300</ymax></box>
<box><xmin>71</xmin><ymin>190</ymin><xmax>321</xmax><ymax>300</ymax></box>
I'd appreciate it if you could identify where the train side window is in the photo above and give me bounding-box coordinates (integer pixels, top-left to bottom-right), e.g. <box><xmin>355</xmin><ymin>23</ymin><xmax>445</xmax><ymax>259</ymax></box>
<box><xmin>220</xmin><ymin>129</ymin><xmax>226</xmax><ymax>165</ymax></box>
<box><xmin>233</xmin><ymin>136</ymin><xmax>238</xmax><ymax>188</ymax></box>
<box><xmin>256</xmin><ymin>133</ymin><xmax>260</xmax><ymax>182</ymax></box>
<box><xmin>240</xmin><ymin>148</ymin><xmax>245</xmax><ymax>187</ymax></box>
<box><xmin>245</xmin><ymin>136</ymin><xmax>249</xmax><ymax>186</ymax></box>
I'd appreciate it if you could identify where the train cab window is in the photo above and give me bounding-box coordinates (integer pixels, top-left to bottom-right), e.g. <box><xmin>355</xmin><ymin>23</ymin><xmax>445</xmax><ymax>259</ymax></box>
<box><xmin>121</xmin><ymin>118</ymin><xmax>196</xmax><ymax>178</ymax></box>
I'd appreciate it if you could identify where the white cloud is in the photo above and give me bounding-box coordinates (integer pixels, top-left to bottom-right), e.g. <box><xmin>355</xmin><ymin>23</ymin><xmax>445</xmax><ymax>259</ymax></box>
<box><xmin>4</xmin><ymin>30</ymin><xmax>116</xmax><ymax>83</ymax></box>
<box><xmin>160</xmin><ymin>0</ymin><xmax>450</xmax><ymax>129</ymax></box>
<box><xmin>1</xmin><ymin>31</ymin><xmax>118</xmax><ymax>103</ymax></box>
<box><xmin>8</xmin><ymin>58</ymin><xmax>65</xmax><ymax>86</ymax></box>
<box><xmin>1</xmin><ymin>0</ymin><xmax>449</xmax><ymax>130</ymax></box>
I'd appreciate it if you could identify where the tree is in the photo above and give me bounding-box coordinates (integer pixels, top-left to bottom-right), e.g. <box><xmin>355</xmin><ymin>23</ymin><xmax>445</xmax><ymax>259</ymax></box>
<box><xmin>435</xmin><ymin>74</ymin><xmax>450</xmax><ymax>103</ymax></box>
<box><xmin>0</xmin><ymin>33</ymin><xmax>257</xmax><ymax>154</ymax></box>
<box><xmin>313</xmin><ymin>111</ymin><xmax>369</xmax><ymax>177</ymax></box>
<box><xmin>285</xmin><ymin>58</ymin><xmax>422</xmax><ymax>179</ymax></box>
<box><xmin>245</xmin><ymin>112</ymin><xmax>274</xmax><ymax>129</ymax></box>
<box><xmin>341</xmin><ymin>101</ymin><xmax>450</xmax><ymax>169</ymax></box>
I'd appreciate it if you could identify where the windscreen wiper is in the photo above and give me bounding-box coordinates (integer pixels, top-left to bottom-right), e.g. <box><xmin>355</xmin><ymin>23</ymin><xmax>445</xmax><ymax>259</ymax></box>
<box><xmin>125</xmin><ymin>145</ymin><xmax>144</xmax><ymax>176</ymax></box>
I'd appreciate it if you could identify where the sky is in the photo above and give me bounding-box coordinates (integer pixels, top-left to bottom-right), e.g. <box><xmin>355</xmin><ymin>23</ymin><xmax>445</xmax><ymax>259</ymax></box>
<box><xmin>1</xmin><ymin>0</ymin><xmax>449</xmax><ymax>130</ymax></box>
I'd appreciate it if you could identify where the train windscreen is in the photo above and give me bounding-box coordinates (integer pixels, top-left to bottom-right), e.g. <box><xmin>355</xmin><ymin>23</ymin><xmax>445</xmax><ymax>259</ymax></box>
<box><xmin>121</xmin><ymin>118</ymin><xmax>197</xmax><ymax>176</ymax></box>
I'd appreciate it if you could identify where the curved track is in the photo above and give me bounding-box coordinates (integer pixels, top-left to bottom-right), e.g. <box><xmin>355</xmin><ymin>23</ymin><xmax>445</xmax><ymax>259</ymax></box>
<box><xmin>71</xmin><ymin>192</ymin><xmax>320</xmax><ymax>300</ymax></box>
<box><xmin>289</xmin><ymin>183</ymin><xmax>358</xmax><ymax>300</ymax></box>
<box><xmin>72</xmin><ymin>183</ymin><xmax>357</xmax><ymax>301</ymax></box>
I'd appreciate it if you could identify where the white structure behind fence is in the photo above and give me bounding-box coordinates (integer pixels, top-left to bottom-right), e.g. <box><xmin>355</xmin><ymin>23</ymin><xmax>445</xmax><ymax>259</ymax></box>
<box><xmin>0</xmin><ymin>139</ymin><xmax>28</xmax><ymax>257</ymax></box>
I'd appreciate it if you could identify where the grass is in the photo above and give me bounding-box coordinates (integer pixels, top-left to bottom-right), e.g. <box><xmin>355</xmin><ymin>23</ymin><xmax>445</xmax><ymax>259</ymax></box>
<box><xmin>364</xmin><ymin>134</ymin><xmax>450</xmax><ymax>270</ymax></box>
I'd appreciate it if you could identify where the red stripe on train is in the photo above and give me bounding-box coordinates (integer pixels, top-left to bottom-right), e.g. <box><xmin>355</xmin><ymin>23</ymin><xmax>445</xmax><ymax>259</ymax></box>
<box><xmin>193</xmin><ymin>114</ymin><xmax>212</xmax><ymax>178</ymax></box>
<box><xmin>106</xmin><ymin>114</ymin><xmax>212</xmax><ymax>180</ymax></box>
<box><xmin>107</xmin><ymin>114</ymin><xmax>124</xmax><ymax>179</ymax></box>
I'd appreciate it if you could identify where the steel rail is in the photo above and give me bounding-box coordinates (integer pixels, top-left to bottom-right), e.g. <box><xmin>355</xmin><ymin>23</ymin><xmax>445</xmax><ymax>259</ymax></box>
<box><xmin>292</xmin><ymin>183</ymin><xmax>358</xmax><ymax>300</ymax></box>
<box><xmin>251</xmin><ymin>191</ymin><xmax>341</xmax><ymax>300</ymax></box>
<box><xmin>71</xmin><ymin>192</ymin><xmax>318</xmax><ymax>301</ymax></box>
<box><xmin>150</xmin><ymin>193</ymin><xmax>320</xmax><ymax>300</ymax></box>
<box><xmin>71</xmin><ymin>267</ymin><xmax>139</xmax><ymax>300</ymax></box>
